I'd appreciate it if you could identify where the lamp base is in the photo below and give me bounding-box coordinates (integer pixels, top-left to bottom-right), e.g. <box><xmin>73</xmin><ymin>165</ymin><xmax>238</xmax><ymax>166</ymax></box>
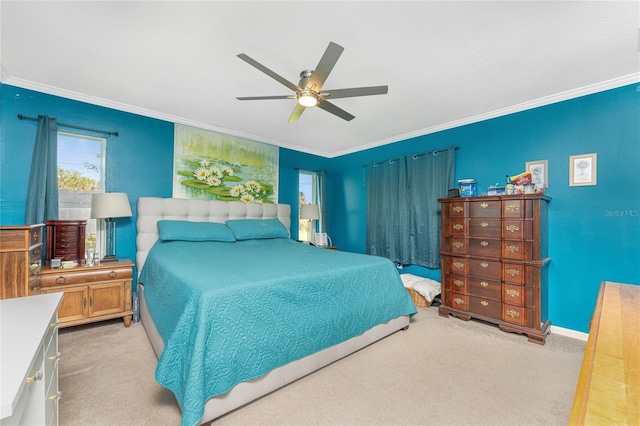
<box><xmin>101</xmin><ymin>255</ymin><xmax>119</xmax><ymax>263</ymax></box>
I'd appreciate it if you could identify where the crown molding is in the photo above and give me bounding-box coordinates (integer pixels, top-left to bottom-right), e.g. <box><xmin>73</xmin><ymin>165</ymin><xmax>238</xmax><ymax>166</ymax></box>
<box><xmin>4</xmin><ymin>73</ymin><xmax>638</xmax><ymax>159</ymax></box>
<box><xmin>329</xmin><ymin>73</ymin><xmax>640</xmax><ymax>158</ymax></box>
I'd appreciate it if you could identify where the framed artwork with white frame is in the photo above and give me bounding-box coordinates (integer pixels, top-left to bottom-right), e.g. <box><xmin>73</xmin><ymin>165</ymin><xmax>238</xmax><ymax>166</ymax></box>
<box><xmin>569</xmin><ymin>153</ymin><xmax>597</xmax><ymax>187</ymax></box>
<box><xmin>525</xmin><ymin>159</ymin><xmax>548</xmax><ymax>188</ymax></box>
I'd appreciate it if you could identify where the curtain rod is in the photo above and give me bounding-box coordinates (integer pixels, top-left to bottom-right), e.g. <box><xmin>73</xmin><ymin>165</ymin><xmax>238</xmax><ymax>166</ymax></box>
<box><xmin>17</xmin><ymin>114</ymin><xmax>119</xmax><ymax>137</ymax></box>
<box><xmin>363</xmin><ymin>145</ymin><xmax>459</xmax><ymax>168</ymax></box>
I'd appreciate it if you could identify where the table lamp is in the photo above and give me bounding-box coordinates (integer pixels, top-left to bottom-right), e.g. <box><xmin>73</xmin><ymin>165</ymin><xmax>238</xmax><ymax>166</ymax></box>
<box><xmin>91</xmin><ymin>192</ymin><xmax>132</xmax><ymax>262</ymax></box>
<box><xmin>299</xmin><ymin>204</ymin><xmax>320</xmax><ymax>243</ymax></box>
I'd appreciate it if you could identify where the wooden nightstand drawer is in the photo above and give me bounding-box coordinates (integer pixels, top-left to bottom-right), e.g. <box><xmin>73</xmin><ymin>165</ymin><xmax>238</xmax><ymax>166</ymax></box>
<box><xmin>469</xmin><ymin>219</ymin><xmax>500</xmax><ymax>237</ymax></box>
<box><xmin>468</xmin><ymin>237</ymin><xmax>501</xmax><ymax>258</ymax></box>
<box><xmin>41</xmin><ymin>267</ymin><xmax>132</xmax><ymax>287</ymax></box>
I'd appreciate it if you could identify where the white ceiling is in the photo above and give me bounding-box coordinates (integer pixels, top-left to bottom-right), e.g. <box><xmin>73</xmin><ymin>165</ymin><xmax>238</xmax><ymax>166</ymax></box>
<box><xmin>1</xmin><ymin>1</ymin><xmax>639</xmax><ymax>158</ymax></box>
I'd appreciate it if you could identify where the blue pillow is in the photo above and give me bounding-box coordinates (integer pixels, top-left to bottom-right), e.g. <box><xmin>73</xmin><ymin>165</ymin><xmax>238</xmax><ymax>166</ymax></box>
<box><xmin>225</xmin><ymin>218</ymin><xmax>288</xmax><ymax>240</ymax></box>
<box><xmin>157</xmin><ymin>220</ymin><xmax>236</xmax><ymax>242</ymax></box>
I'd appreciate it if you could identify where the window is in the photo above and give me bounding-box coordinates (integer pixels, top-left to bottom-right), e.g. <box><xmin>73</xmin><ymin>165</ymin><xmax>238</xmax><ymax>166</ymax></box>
<box><xmin>57</xmin><ymin>131</ymin><xmax>106</xmax><ymax>252</ymax></box>
<box><xmin>298</xmin><ymin>170</ymin><xmax>318</xmax><ymax>241</ymax></box>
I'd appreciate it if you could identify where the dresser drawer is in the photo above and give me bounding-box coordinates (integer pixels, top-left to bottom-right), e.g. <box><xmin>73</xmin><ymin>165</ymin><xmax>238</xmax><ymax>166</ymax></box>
<box><xmin>502</xmin><ymin>220</ymin><xmax>533</xmax><ymax>239</ymax></box>
<box><xmin>469</xmin><ymin>258</ymin><xmax>501</xmax><ymax>280</ymax></box>
<box><xmin>502</xmin><ymin>304</ymin><xmax>533</xmax><ymax>327</ymax></box>
<box><xmin>469</xmin><ymin>277</ymin><xmax>501</xmax><ymax>300</ymax></box>
<box><xmin>448</xmin><ymin>257</ymin><xmax>469</xmax><ymax>276</ymax></box>
<box><xmin>469</xmin><ymin>295</ymin><xmax>502</xmax><ymax>320</ymax></box>
<box><xmin>449</xmin><ymin>292</ymin><xmax>469</xmax><ymax>311</ymax></box>
<box><xmin>469</xmin><ymin>219</ymin><xmax>500</xmax><ymax>237</ymax></box>
<box><xmin>41</xmin><ymin>267</ymin><xmax>133</xmax><ymax>287</ymax></box>
<box><xmin>469</xmin><ymin>200</ymin><xmax>501</xmax><ymax>218</ymax></box>
<box><xmin>445</xmin><ymin>274</ymin><xmax>467</xmax><ymax>293</ymax></box>
<box><xmin>468</xmin><ymin>237</ymin><xmax>501</xmax><ymax>258</ymax></box>
<box><xmin>448</xmin><ymin>201</ymin><xmax>467</xmax><ymax>217</ymax></box>
<box><xmin>502</xmin><ymin>240</ymin><xmax>534</xmax><ymax>260</ymax></box>
<box><xmin>447</xmin><ymin>219</ymin><xmax>467</xmax><ymax>236</ymax></box>
<box><xmin>30</xmin><ymin>246</ymin><xmax>43</xmax><ymax>275</ymax></box>
<box><xmin>503</xmin><ymin>284</ymin><xmax>534</xmax><ymax>307</ymax></box>
<box><xmin>503</xmin><ymin>199</ymin><xmax>534</xmax><ymax>218</ymax></box>
<box><xmin>446</xmin><ymin>237</ymin><xmax>468</xmax><ymax>254</ymax></box>
<box><xmin>501</xmin><ymin>262</ymin><xmax>542</xmax><ymax>285</ymax></box>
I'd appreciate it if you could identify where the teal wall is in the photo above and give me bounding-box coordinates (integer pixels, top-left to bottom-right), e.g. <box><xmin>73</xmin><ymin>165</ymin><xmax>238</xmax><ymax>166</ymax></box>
<box><xmin>1</xmin><ymin>82</ymin><xmax>638</xmax><ymax>333</ymax></box>
<box><xmin>327</xmin><ymin>83</ymin><xmax>640</xmax><ymax>332</ymax></box>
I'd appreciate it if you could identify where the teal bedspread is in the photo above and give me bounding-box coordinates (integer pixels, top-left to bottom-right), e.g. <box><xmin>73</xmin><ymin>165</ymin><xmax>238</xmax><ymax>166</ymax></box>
<box><xmin>139</xmin><ymin>238</ymin><xmax>416</xmax><ymax>426</ymax></box>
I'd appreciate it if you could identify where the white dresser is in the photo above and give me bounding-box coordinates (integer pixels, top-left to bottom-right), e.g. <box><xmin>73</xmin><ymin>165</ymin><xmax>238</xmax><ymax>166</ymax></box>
<box><xmin>1</xmin><ymin>293</ymin><xmax>63</xmax><ymax>425</ymax></box>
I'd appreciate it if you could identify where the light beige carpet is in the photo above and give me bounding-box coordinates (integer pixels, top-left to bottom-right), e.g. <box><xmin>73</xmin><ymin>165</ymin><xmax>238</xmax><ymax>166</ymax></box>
<box><xmin>58</xmin><ymin>306</ymin><xmax>586</xmax><ymax>425</ymax></box>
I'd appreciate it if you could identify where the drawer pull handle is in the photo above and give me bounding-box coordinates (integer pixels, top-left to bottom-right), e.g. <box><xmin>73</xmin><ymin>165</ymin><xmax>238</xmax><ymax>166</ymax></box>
<box><xmin>49</xmin><ymin>320</ymin><xmax>60</xmax><ymax>329</ymax></box>
<box><xmin>108</xmin><ymin>271</ymin><xmax>117</xmax><ymax>279</ymax></box>
<box><xmin>481</xmin><ymin>300</ymin><xmax>489</xmax><ymax>307</ymax></box>
<box><xmin>505</xmin><ymin>268</ymin><xmax>520</xmax><ymax>277</ymax></box>
<box><xmin>506</xmin><ymin>309</ymin><xmax>520</xmax><ymax>318</ymax></box>
<box><xmin>453</xmin><ymin>241</ymin><xmax>464</xmax><ymax>249</ymax></box>
<box><xmin>453</xmin><ymin>261</ymin><xmax>465</xmax><ymax>269</ymax></box>
<box><xmin>453</xmin><ymin>224</ymin><xmax>464</xmax><ymax>231</ymax></box>
<box><xmin>453</xmin><ymin>206</ymin><xmax>464</xmax><ymax>213</ymax></box>
<box><xmin>55</xmin><ymin>276</ymin><xmax>66</xmax><ymax>284</ymax></box>
<box><xmin>506</xmin><ymin>245</ymin><xmax>519</xmax><ymax>253</ymax></box>
<box><xmin>480</xmin><ymin>262</ymin><xmax>489</xmax><ymax>268</ymax></box>
<box><xmin>480</xmin><ymin>281</ymin><xmax>489</xmax><ymax>287</ymax></box>
<box><xmin>48</xmin><ymin>391</ymin><xmax>62</xmax><ymax>401</ymax></box>
<box><xmin>506</xmin><ymin>289</ymin><xmax>520</xmax><ymax>297</ymax></box>
<box><xmin>26</xmin><ymin>371</ymin><xmax>43</xmax><ymax>383</ymax></box>
<box><xmin>480</xmin><ymin>222</ymin><xmax>489</xmax><ymax>227</ymax></box>
<box><xmin>505</xmin><ymin>225</ymin><xmax>520</xmax><ymax>233</ymax></box>
<box><xmin>480</xmin><ymin>241</ymin><xmax>489</xmax><ymax>247</ymax></box>
<box><xmin>48</xmin><ymin>352</ymin><xmax>61</xmax><ymax>361</ymax></box>
<box><xmin>506</xmin><ymin>204</ymin><xmax>519</xmax><ymax>212</ymax></box>
<box><xmin>454</xmin><ymin>279</ymin><xmax>464</xmax><ymax>287</ymax></box>
<box><xmin>480</xmin><ymin>202</ymin><xmax>488</xmax><ymax>208</ymax></box>
<box><xmin>453</xmin><ymin>297</ymin><xmax>464</xmax><ymax>305</ymax></box>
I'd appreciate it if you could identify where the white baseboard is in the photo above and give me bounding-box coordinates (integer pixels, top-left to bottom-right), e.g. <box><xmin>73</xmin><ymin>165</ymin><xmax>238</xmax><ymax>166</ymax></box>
<box><xmin>550</xmin><ymin>325</ymin><xmax>588</xmax><ymax>342</ymax></box>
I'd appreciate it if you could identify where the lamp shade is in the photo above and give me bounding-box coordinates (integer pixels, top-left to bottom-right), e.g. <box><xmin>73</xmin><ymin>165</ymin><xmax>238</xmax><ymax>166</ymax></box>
<box><xmin>300</xmin><ymin>204</ymin><xmax>320</xmax><ymax>220</ymax></box>
<box><xmin>91</xmin><ymin>193</ymin><xmax>132</xmax><ymax>219</ymax></box>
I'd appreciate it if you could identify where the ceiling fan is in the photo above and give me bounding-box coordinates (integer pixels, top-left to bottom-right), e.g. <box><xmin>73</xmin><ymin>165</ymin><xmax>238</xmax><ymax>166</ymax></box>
<box><xmin>236</xmin><ymin>42</ymin><xmax>388</xmax><ymax>123</ymax></box>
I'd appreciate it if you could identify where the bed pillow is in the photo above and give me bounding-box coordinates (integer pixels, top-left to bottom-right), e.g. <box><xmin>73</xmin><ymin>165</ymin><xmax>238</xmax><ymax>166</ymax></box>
<box><xmin>225</xmin><ymin>218</ymin><xmax>288</xmax><ymax>240</ymax></box>
<box><xmin>157</xmin><ymin>220</ymin><xmax>236</xmax><ymax>242</ymax></box>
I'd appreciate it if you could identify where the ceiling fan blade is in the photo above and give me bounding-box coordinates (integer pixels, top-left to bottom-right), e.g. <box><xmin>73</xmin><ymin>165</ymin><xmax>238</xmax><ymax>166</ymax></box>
<box><xmin>236</xmin><ymin>95</ymin><xmax>295</xmax><ymax>101</ymax></box>
<box><xmin>288</xmin><ymin>103</ymin><xmax>306</xmax><ymax>124</ymax></box>
<box><xmin>237</xmin><ymin>53</ymin><xmax>302</xmax><ymax>93</ymax></box>
<box><xmin>316</xmin><ymin>99</ymin><xmax>355</xmax><ymax>121</ymax></box>
<box><xmin>321</xmin><ymin>85</ymin><xmax>388</xmax><ymax>99</ymax></box>
<box><xmin>306</xmin><ymin>42</ymin><xmax>344</xmax><ymax>92</ymax></box>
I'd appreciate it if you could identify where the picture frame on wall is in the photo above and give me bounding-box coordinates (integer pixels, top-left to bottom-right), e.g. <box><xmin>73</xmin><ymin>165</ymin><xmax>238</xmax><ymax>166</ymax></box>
<box><xmin>569</xmin><ymin>153</ymin><xmax>597</xmax><ymax>187</ymax></box>
<box><xmin>525</xmin><ymin>159</ymin><xmax>548</xmax><ymax>188</ymax></box>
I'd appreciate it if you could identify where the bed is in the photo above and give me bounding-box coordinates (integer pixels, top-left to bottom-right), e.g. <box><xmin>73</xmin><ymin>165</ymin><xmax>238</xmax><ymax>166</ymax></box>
<box><xmin>135</xmin><ymin>197</ymin><xmax>417</xmax><ymax>425</ymax></box>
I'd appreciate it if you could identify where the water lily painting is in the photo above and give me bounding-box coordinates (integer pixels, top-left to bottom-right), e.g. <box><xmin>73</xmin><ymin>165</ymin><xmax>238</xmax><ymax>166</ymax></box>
<box><xmin>173</xmin><ymin>124</ymin><xmax>279</xmax><ymax>202</ymax></box>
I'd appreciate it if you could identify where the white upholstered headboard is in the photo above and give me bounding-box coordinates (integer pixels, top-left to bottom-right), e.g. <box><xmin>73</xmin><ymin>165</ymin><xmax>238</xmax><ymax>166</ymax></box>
<box><xmin>136</xmin><ymin>197</ymin><xmax>291</xmax><ymax>278</ymax></box>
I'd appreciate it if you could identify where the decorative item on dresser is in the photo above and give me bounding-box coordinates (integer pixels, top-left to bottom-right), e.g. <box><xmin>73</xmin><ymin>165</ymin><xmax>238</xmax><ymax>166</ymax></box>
<box><xmin>39</xmin><ymin>259</ymin><xmax>134</xmax><ymax>328</ymax></box>
<box><xmin>0</xmin><ymin>292</ymin><xmax>63</xmax><ymax>425</ymax></box>
<box><xmin>45</xmin><ymin>220</ymin><xmax>86</xmax><ymax>264</ymax></box>
<box><xmin>0</xmin><ymin>224</ymin><xmax>44</xmax><ymax>299</ymax></box>
<box><xmin>438</xmin><ymin>194</ymin><xmax>551</xmax><ymax>344</ymax></box>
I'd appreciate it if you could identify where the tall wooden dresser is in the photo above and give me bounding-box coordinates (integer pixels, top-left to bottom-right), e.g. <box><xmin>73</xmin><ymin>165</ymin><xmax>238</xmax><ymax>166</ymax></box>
<box><xmin>0</xmin><ymin>224</ymin><xmax>44</xmax><ymax>299</ymax></box>
<box><xmin>438</xmin><ymin>195</ymin><xmax>551</xmax><ymax>344</ymax></box>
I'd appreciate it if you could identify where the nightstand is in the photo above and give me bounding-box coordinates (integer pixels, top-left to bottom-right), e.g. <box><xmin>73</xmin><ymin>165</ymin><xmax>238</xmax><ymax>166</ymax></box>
<box><xmin>39</xmin><ymin>259</ymin><xmax>134</xmax><ymax>328</ymax></box>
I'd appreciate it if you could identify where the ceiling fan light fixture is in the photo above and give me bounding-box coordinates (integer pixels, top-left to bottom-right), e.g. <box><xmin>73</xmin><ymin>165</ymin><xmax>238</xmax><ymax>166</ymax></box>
<box><xmin>298</xmin><ymin>90</ymin><xmax>318</xmax><ymax>107</ymax></box>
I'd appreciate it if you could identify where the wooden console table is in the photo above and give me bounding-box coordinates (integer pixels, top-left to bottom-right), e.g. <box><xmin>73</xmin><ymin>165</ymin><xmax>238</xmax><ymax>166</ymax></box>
<box><xmin>569</xmin><ymin>281</ymin><xmax>640</xmax><ymax>425</ymax></box>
